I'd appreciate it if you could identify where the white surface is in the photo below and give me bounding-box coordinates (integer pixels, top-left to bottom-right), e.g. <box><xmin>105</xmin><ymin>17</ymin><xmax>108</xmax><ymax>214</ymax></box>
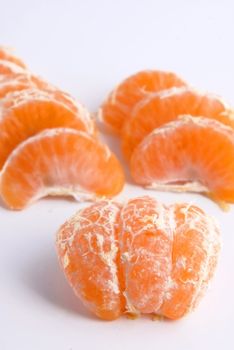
<box><xmin>1</xmin><ymin>1</ymin><xmax>234</xmax><ymax>349</ymax></box>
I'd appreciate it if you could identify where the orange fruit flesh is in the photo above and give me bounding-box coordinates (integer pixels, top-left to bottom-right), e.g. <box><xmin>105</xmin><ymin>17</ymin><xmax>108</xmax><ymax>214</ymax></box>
<box><xmin>0</xmin><ymin>47</ymin><xmax>27</xmax><ymax>68</ymax></box>
<box><xmin>158</xmin><ymin>203</ymin><xmax>220</xmax><ymax>319</ymax></box>
<box><xmin>56</xmin><ymin>201</ymin><xmax>124</xmax><ymax>320</ymax></box>
<box><xmin>0</xmin><ymin>79</ymin><xmax>35</xmax><ymax>99</ymax></box>
<box><xmin>130</xmin><ymin>117</ymin><xmax>234</xmax><ymax>202</ymax></box>
<box><xmin>56</xmin><ymin>196</ymin><xmax>220</xmax><ymax>320</ymax></box>
<box><xmin>122</xmin><ymin>87</ymin><xmax>234</xmax><ymax>160</ymax></box>
<box><xmin>118</xmin><ymin>196</ymin><xmax>172</xmax><ymax>315</ymax></box>
<box><xmin>100</xmin><ymin>70</ymin><xmax>186</xmax><ymax>134</ymax></box>
<box><xmin>0</xmin><ymin>89</ymin><xmax>95</xmax><ymax>169</ymax></box>
<box><xmin>0</xmin><ymin>73</ymin><xmax>55</xmax><ymax>99</ymax></box>
<box><xmin>0</xmin><ymin>128</ymin><xmax>125</xmax><ymax>210</ymax></box>
<box><xmin>0</xmin><ymin>59</ymin><xmax>27</xmax><ymax>75</ymax></box>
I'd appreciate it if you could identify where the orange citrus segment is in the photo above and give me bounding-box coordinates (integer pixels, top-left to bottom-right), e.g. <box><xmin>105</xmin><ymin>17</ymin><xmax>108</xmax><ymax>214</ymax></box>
<box><xmin>0</xmin><ymin>88</ymin><xmax>95</xmax><ymax>169</ymax></box>
<box><xmin>122</xmin><ymin>87</ymin><xmax>234</xmax><ymax>159</ymax></box>
<box><xmin>130</xmin><ymin>116</ymin><xmax>234</xmax><ymax>202</ymax></box>
<box><xmin>118</xmin><ymin>196</ymin><xmax>172</xmax><ymax>315</ymax></box>
<box><xmin>0</xmin><ymin>59</ymin><xmax>27</xmax><ymax>75</ymax></box>
<box><xmin>0</xmin><ymin>128</ymin><xmax>125</xmax><ymax>209</ymax></box>
<box><xmin>0</xmin><ymin>76</ymin><xmax>37</xmax><ymax>98</ymax></box>
<box><xmin>159</xmin><ymin>203</ymin><xmax>220</xmax><ymax>319</ymax></box>
<box><xmin>0</xmin><ymin>46</ymin><xmax>27</xmax><ymax>68</ymax></box>
<box><xmin>56</xmin><ymin>201</ymin><xmax>124</xmax><ymax>320</ymax></box>
<box><xmin>99</xmin><ymin>70</ymin><xmax>186</xmax><ymax>134</ymax></box>
<box><xmin>0</xmin><ymin>73</ymin><xmax>52</xmax><ymax>98</ymax></box>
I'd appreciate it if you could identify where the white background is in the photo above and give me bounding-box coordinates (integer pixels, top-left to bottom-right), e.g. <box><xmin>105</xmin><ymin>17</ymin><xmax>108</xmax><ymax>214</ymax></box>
<box><xmin>1</xmin><ymin>1</ymin><xmax>234</xmax><ymax>349</ymax></box>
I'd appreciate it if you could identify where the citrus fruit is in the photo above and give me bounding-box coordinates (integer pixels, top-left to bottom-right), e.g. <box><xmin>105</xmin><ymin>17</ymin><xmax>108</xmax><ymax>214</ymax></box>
<box><xmin>122</xmin><ymin>87</ymin><xmax>234</xmax><ymax>159</ymax></box>
<box><xmin>158</xmin><ymin>202</ymin><xmax>220</xmax><ymax>319</ymax></box>
<box><xmin>0</xmin><ymin>73</ymin><xmax>51</xmax><ymax>99</ymax></box>
<box><xmin>130</xmin><ymin>116</ymin><xmax>234</xmax><ymax>203</ymax></box>
<box><xmin>56</xmin><ymin>200</ymin><xmax>124</xmax><ymax>320</ymax></box>
<box><xmin>0</xmin><ymin>46</ymin><xmax>27</xmax><ymax>68</ymax></box>
<box><xmin>0</xmin><ymin>75</ymin><xmax>37</xmax><ymax>98</ymax></box>
<box><xmin>0</xmin><ymin>59</ymin><xmax>27</xmax><ymax>75</ymax></box>
<box><xmin>99</xmin><ymin>70</ymin><xmax>186</xmax><ymax>134</ymax></box>
<box><xmin>118</xmin><ymin>196</ymin><xmax>172</xmax><ymax>315</ymax></box>
<box><xmin>0</xmin><ymin>128</ymin><xmax>125</xmax><ymax>210</ymax></box>
<box><xmin>56</xmin><ymin>196</ymin><xmax>220</xmax><ymax>320</ymax></box>
<box><xmin>0</xmin><ymin>88</ymin><xmax>95</xmax><ymax>169</ymax></box>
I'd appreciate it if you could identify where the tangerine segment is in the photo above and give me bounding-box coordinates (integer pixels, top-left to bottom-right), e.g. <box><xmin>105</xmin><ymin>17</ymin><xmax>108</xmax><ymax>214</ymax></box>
<box><xmin>0</xmin><ymin>128</ymin><xmax>125</xmax><ymax>210</ymax></box>
<box><xmin>0</xmin><ymin>47</ymin><xmax>26</xmax><ymax>68</ymax></box>
<box><xmin>0</xmin><ymin>73</ymin><xmax>51</xmax><ymax>99</ymax></box>
<box><xmin>56</xmin><ymin>201</ymin><xmax>124</xmax><ymax>320</ymax></box>
<box><xmin>122</xmin><ymin>87</ymin><xmax>234</xmax><ymax>159</ymax></box>
<box><xmin>118</xmin><ymin>196</ymin><xmax>172</xmax><ymax>315</ymax></box>
<box><xmin>99</xmin><ymin>70</ymin><xmax>186</xmax><ymax>134</ymax></box>
<box><xmin>0</xmin><ymin>76</ymin><xmax>37</xmax><ymax>99</ymax></box>
<box><xmin>0</xmin><ymin>59</ymin><xmax>27</xmax><ymax>75</ymax></box>
<box><xmin>0</xmin><ymin>88</ymin><xmax>95</xmax><ymax>169</ymax></box>
<box><xmin>131</xmin><ymin>116</ymin><xmax>234</xmax><ymax>202</ymax></box>
<box><xmin>159</xmin><ymin>204</ymin><xmax>220</xmax><ymax>319</ymax></box>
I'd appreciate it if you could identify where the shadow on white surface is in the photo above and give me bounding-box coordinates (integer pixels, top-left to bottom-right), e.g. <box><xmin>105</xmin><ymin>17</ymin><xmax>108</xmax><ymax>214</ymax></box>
<box><xmin>20</xmin><ymin>242</ymin><xmax>96</xmax><ymax>320</ymax></box>
<box><xmin>0</xmin><ymin>196</ymin><xmax>8</xmax><ymax>211</ymax></box>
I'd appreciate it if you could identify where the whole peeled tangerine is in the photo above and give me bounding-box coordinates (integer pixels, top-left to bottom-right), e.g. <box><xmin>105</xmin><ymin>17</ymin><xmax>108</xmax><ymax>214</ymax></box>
<box><xmin>56</xmin><ymin>196</ymin><xmax>221</xmax><ymax>320</ymax></box>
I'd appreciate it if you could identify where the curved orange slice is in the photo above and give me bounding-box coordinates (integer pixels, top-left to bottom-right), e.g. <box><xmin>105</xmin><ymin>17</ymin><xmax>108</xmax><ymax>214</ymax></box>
<box><xmin>118</xmin><ymin>196</ymin><xmax>172</xmax><ymax>315</ymax></box>
<box><xmin>0</xmin><ymin>75</ymin><xmax>36</xmax><ymax>98</ymax></box>
<box><xmin>122</xmin><ymin>87</ymin><xmax>234</xmax><ymax>159</ymax></box>
<box><xmin>0</xmin><ymin>59</ymin><xmax>27</xmax><ymax>75</ymax></box>
<box><xmin>99</xmin><ymin>70</ymin><xmax>186</xmax><ymax>134</ymax></box>
<box><xmin>0</xmin><ymin>46</ymin><xmax>26</xmax><ymax>68</ymax></box>
<box><xmin>56</xmin><ymin>196</ymin><xmax>220</xmax><ymax>320</ymax></box>
<box><xmin>56</xmin><ymin>200</ymin><xmax>124</xmax><ymax>320</ymax></box>
<box><xmin>0</xmin><ymin>88</ymin><xmax>95</xmax><ymax>169</ymax></box>
<box><xmin>131</xmin><ymin>116</ymin><xmax>234</xmax><ymax>202</ymax></box>
<box><xmin>0</xmin><ymin>128</ymin><xmax>125</xmax><ymax>209</ymax></box>
<box><xmin>0</xmin><ymin>73</ymin><xmax>52</xmax><ymax>98</ymax></box>
<box><xmin>158</xmin><ymin>203</ymin><xmax>220</xmax><ymax>319</ymax></box>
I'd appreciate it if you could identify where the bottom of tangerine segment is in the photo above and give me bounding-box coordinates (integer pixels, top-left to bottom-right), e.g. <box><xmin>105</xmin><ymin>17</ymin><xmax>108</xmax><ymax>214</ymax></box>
<box><xmin>146</xmin><ymin>181</ymin><xmax>209</xmax><ymax>193</ymax></box>
<box><xmin>30</xmin><ymin>186</ymin><xmax>100</xmax><ymax>205</ymax></box>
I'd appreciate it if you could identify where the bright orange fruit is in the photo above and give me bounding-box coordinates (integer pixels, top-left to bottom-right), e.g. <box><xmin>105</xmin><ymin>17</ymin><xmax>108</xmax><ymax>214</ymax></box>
<box><xmin>0</xmin><ymin>128</ymin><xmax>125</xmax><ymax>210</ymax></box>
<box><xmin>0</xmin><ymin>73</ymin><xmax>52</xmax><ymax>99</ymax></box>
<box><xmin>130</xmin><ymin>116</ymin><xmax>234</xmax><ymax>203</ymax></box>
<box><xmin>122</xmin><ymin>87</ymin><xmax>234</xmax><ymax>159</ymax></box>
<box><xmin>0</xmin><ymin>88</ymin><xmax>95</xmax><ymax>169</ymax></box>
<box><xmin>56</xmin><ymin>196</ymin><xmax>220</xmax><ymax>320</ymax></box>
<box><xmin>0</xmin><ymin>46</ymin><xmax>27</xmax><ymax>68</ymax></box>
<box><xmin>0</xmin><ymin>59</ymin><xmax>27</xmax><ymax>75</ymax></box>
<box><xmin>158</xmin><ymin>202</ymin><xmax>220</xmax><ymax>319</ymax></box>
<box><xmin>99</xmin><ymin>70</ymin><xmax>186</xmax><ymax>134</ymax></box>
<box><xmin>56</xmin><ymin>200</ymin><xmax>124</xmax><ymax>320</ymax></box>
<box><xmin>118</xmin><ymin>196</ymin><xmax>172</xmax><ymax>315</ymax></box>
<box><xmin>0</xmin><ymin>75</ymin><xmax>36</xmax><ymax>98</ymax></box>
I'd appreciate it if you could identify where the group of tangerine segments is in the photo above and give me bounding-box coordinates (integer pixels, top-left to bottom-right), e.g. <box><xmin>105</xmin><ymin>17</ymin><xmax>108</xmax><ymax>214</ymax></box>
<box><xmin>0</xmin><ymin>47</ymin><xmax>125</xmax><ymax>209</ymax></box>
<box><xmin>0</xmin><ymin>49</ymin><xmax>224</xmax><ymax>322</ymax></box>
<box><xmin>57</xmin><ymin>195</ymin><xmax>221</xmax><ymax>321</ymax></box>
<box><xmin>99</xmin><ymin>70</ymin><xmax>234</xmax><ymax>204</ymax></box>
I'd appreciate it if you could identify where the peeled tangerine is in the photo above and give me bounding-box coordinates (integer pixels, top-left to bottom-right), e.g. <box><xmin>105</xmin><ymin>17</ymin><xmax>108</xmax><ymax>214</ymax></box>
<box><xmin>130</xmin><ymin>116</ymin><xmax>234</xmax><ymax>203</ymax></box>
<box><xmin>0</xmin><ymin>128</ymin><xmax>125</xmax><ymax>210</ymax></box>
<box><xmin>56</xmin><ymin>196</ymin><xmax>220</xmax><ymax>321</ymax></box>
